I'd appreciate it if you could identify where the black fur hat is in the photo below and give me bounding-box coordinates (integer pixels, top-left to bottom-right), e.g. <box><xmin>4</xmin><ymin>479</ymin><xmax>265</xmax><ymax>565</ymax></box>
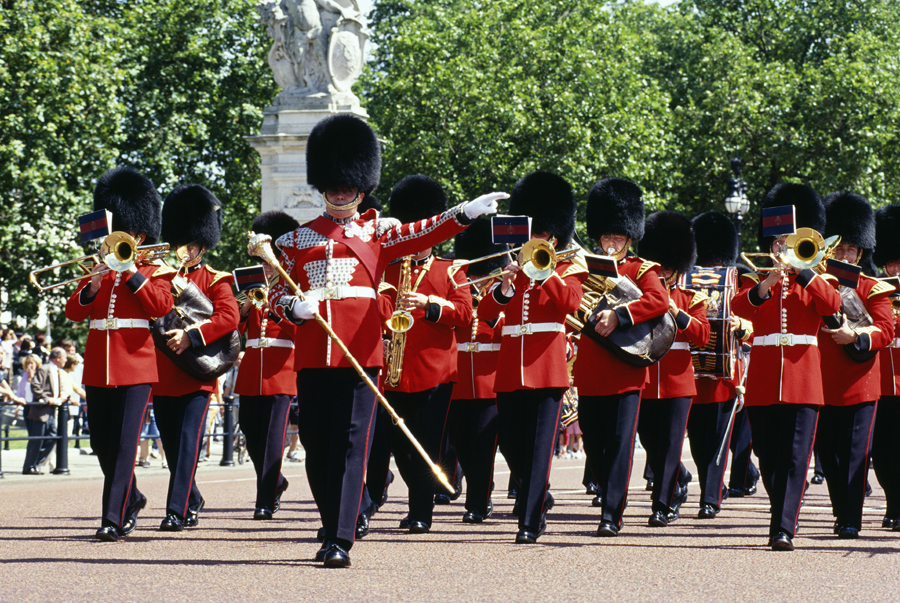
<box><xmin>93</xmin><ymin>166</ymin><xmax>162</xmax><ymax>244</ymax></box>
<box><xmin>306</xmin><ymin>114</ymin><xmax>381</xmax><ymax>195</ymax></box>
<box><xmin>640</xmin><ymin>211</ymin><xmax>696</xmax><ymax>274</ymax></box>
<box><xmin>251</xmin><ymin>210</ymin><xmax>299</xmax><ymax>242</ymax></box>
<box><xmin>161</xmin><ymin>184</ymin><xmax>223</xmax><ymax>249</ymax></box>
<box><xmin>507</xmin><ymin>171</ymin><xmax>576</xmax><ymax>248</ymax></box>
<box><xmin>874</xmin><ymin>204</ymin><xmax>900</xmax><ymax>266</ymax></box>
<box><xmin>388</xmin><ymin>175</ymin><xmax>447</xmax><ymax>224</ymax></box>
<box><xmin>757</xmin><ymin>182</ymin><xmax>824</xmax><ymax>251</ymax></box>
<box><xmin>692</xmin><ymin>211</ymin><xmax>739</xmax><ymax>267</ymax></box>
<box><xmin>454</xmin><ymin>219</ymin><xmax>510</xmax><ymax>277</ymax></box>
<box><xmin>823</xmin><ymin>191</ymin><xmax>876</xmax><ymax>252</ymax></box>
<box><xmin>358</xmin><ymin>193</ymin><xmax>382</xmax><ymax>215</ymax></box>
<box><xmin>586</xmin><ymin>178</ymin><xmax>644</xmax><ymax>242</ymax></box>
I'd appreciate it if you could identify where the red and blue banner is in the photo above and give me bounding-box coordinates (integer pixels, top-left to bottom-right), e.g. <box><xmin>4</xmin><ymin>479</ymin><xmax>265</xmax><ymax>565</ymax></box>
<box><xmin>78</xmin><ymin>210</ymin><xmax>112</xmax><ymax>242</ymax></box>
<box><xmin>491</xmin><ymin>215</ymin><xmax>531</xmax><ymax>245</ymax></box>
<box><xmin>825</xmin><ymin>258</ymin><xmax>862</xmax><ymax>289</ymax></box>
<box><xmin>585</xmin><ymin>254</ymin><xmax>619</xmax><ymax>278</ymax></box>
<box><xmin>761</xmin><ymin>205</ymin><xmax>796</xmax><ymax>238</ymax></box>
<box><xmin>233</xmin><ymin>265</ymin><xmax>267</xmax><ymax>291</ymax></box>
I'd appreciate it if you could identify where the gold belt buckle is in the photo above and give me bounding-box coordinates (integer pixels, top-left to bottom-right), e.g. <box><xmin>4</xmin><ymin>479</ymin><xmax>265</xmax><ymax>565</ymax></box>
<box><xmin>322</xmin><ymin>287</ymin><xmax>338</xmax><ymax>300</ymax></box>
<box><xmin>104</xmin><ymin>318</ymin><xmax>117</xmax><ymax>330</ymax></box>
<box><xmin>779</xmin><ymin>334</ymin><xmax>791</xmax><ymax>346</ymax></box>
<box><xmin>466</xmin><ymin>342</ymin><xmax>479</xmax><ymax>352</ymax></box>
<box><xmin>518</xmin><ymin>324</ymin><xmax>532</xmax><ymax>335</ymax></box>
<box><xmin>258</xmin><ymin>337</ymin><xmax>269</xmax><ymax>348</ymax></box>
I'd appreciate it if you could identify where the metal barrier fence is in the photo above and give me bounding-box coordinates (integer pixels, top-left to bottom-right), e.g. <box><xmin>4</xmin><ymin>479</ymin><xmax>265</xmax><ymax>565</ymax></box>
<box><xmin>0</xmin><ymin>396</ymin><xmax>300</xmax><ymax>479</ymax></box>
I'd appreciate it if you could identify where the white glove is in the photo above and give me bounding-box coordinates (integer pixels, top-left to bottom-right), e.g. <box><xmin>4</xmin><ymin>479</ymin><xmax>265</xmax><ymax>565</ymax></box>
<box><xmin>464</xmin><ymin>192</ymin><xmax>509</xmax><ymax>219</ymax></box>
<box><xmin>291</xmin><ymin>298</ymin><xmax>319</xmax><ymax>321</ymax></box>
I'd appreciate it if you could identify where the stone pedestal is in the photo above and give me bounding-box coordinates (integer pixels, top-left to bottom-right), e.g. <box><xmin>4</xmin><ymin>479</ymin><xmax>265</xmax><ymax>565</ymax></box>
<box><xmin>246</xmin><ymin>99</ymin><xmax>368</xmax><ymax>224</ymax></box>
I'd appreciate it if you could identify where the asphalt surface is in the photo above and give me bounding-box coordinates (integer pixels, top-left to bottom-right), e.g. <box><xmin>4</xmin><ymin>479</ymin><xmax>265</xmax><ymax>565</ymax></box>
<box><xmin>1</xmin><ymin>443</ymin><xmax>898</xmax><ymax>602</ymax></box>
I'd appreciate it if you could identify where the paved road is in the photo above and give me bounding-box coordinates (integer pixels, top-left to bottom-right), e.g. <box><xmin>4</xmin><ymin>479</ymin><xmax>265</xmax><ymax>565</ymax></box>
<box><xmin>1</xmin><ymin>444</ymin><xmax>898</xmax><ymax>602</ymax></box>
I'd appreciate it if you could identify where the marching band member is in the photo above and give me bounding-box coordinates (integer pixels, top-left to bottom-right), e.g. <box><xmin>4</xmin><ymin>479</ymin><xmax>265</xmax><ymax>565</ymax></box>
<box><xmin>153</xmin><ymin>185</ymin><xmax>240</xmax><ymax>532</ymax></box>
<box><xmin>65</xmin><ymin>167</ymin><xmax>173</xmax><ymax>541</ymax></box>
<box><xmin>380</xmin><ymin>175</ymin><xmax>473</xmax><ymax>534</ymax></box>
<box><xmin>478</xmin><ymin>171</ymin><xmax>586</xmax><ymax>544</ymax></box>
<box><xmin>235</xmin><ymin>210</ymin><xmax>300</xmax><ymax>520</ymax></box>
<box><xmin>872</xmin><ymin>203</ymin><xmax>900</xmax><ymax>531</ymax></box>
<box><xmin>817</xmin><ymin>192</ymin><xmax>893</xmax><ymax>539</ymax></box>
<box><xmin>687</xmin><ymin>211</ymin><xmax>755</xmax><ymax>518</ymax></box>
<box><xmin>731</xmin><ymin>183</ymin><xmax>840</xmax><ymax>551</ymax></box>
<box><xmin>637</xmin><ymin>211</ymin><xmax>711</xmax><ymax>526</ymax></box>
<box><xmin>574</xmin><ymin>178</ymin><xmax>669</xmax><ymax>537</ymax></box>
<box><xmin>268</xmin><ymin>114</ymin><xmax>503</xmax><ymax>567</ymax></box>
<box><xmin>448</xmin><ymin>219</ymin><xmax>508</xmax><ymax>524</ymax></box>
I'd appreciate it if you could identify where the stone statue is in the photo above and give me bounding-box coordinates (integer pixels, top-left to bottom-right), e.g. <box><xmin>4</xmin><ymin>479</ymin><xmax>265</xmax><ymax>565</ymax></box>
<box><xmin>258</xmin><ymin>0</ymin><xmax>368</xmax><ymax>110</ymax></box>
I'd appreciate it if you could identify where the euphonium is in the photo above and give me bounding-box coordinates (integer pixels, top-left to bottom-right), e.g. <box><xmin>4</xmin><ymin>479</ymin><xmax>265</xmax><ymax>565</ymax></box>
<box><xmin>236</xmin><ymin>287</ymin><xmax>268</xmax><ymax>310</ymax></box>
<box><xmin>385</xmin><ymin>256</ymin><xmax>413</xmax><ymax>388</ymax></box>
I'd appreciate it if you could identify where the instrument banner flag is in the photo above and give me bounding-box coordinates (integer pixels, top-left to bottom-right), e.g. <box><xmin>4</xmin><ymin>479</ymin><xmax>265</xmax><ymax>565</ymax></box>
<box><xmin>491</xmin><ymin>215</ymin><xmax>531</xmax><ymax>244</ymax></box>
<box><xmin>233</xmin><ymin>265</ymin><xmax>267</xmax><ymax>291</ymax></box>
<box><xmin>585</xmin><ymin>254</ymin><xmax>619</xmax><ymax>278</ymax></box>
<box><xmin>79</xmin><ymin>210</ymin><xmax>112</xmax><ymax>242</ymax></box>
<box><xmin>825</xmin><ymin>259</ymin><xmax>861</xmax><ymax>289</ymax></box>
<box><xmin>761</xmin><ymin>205</ymin><xmax>796</xmax><ymax>237</ymax></box>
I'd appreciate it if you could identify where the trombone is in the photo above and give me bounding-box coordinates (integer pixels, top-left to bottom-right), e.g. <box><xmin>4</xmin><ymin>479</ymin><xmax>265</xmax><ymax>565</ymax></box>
<box><xmin>741</xmin><ymin>228</ymin><xmax>840</xmax><ymax>272</ymax></box>
<box><xmin>29</xmin><ymin>232</ymin><xmax>170</xmax><ymax>292</ymax></box>
<box><xmin>447</xmin><ymin>238</ymin><xmax>583</xmax><ymax>288</ymax></box>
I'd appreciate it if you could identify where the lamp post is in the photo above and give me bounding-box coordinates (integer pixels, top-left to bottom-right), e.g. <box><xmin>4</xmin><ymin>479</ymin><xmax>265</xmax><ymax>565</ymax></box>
<box><xmin>724</xmin><ymin>157</ymin><xmax>750</xmax><ymax>237</ymax></box>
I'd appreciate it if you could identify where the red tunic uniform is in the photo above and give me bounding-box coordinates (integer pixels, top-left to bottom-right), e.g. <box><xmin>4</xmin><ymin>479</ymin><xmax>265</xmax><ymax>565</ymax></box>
<box><xmin>153</xmin><ymin>264</ymin><xmax>240</xmax><ymax>396</ymax></box>
<box><xmin>453</xmin><ymin>305</ymin><xmax>504</xmax><ymax>401</ymax></box>
<box><xmin>731</xmin><ymin>270</ymin><xmax>841</xmax><ymax>406</ymax></box>
<box><xmin>478</xmin><ymin>261</ymin><xmax>586</xmax><ymax>392</ymax></box>
<box><xmin>65</xmin><ymin>263</ymin><xmax>173</xmax><ymax>387</ymax></box>
<box><xmin>644</xmin><ymin>287</ymin><xmax>711</xmax><ymax>399</ymax></box>
<box><xmin>879</xmin><ymin>309</ymin><xmax>900</xmax><ymax>396</ymax></box>
<box><xmin>269</xmin><ymin>206</ymin><xmax>471</xmax><ymax>369</ymax></box>
<box><xmin>380</xmin><ymin>256</ymin><xmax>473</xmax><ymax>393</ymax></box>
<box><xmin>819</xmin><ymin>277</ymin><xmax>894</xmax><ymax>406</ymax></box>
<box><xmin>235</xmin><ymin>306</ymin><xmax>297</xmax><ymax>397</ymax></box>
<box><xmin>573</xmin><ymin>256</ymin><xmax>669</xmax><ymax>396</ymax></box>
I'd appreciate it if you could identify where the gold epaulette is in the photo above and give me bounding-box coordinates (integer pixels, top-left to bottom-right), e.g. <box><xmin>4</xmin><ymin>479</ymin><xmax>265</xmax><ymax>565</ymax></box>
<box><xmin>378</xmin><ymin>282</ymin><xmax>395</xmax><ymax>293</ymax></box>
<box><xmin>688</xmin><ymin>289</ymin><xmax>709</xmax><ymax>309</ymax></box>
<box><xmin>205</xmin><ymin>265</ymin><xmax>232</xmax><ymax>287</ymax></box>
<box><xmin>561</xmin><ymin>263</ymin><xmax>588</xmax><ymax>279</ymax></box>
<box><xmin>636</xmin><ymin>260</ymin><xmax>660</xmax><ymax>280</ymax></box>
<box><xmin>152</xmin><ymin>262</ymin><xmax>177</xmax><ymax>277</ymax></box>
<box><xmin>740</xmin><ymin>272</ymin><xmax>761</xmax><ymax>285</ymax></box>
<box><xmin>868</xmin><ymin>278</ymin><xmax>895</xmax><ymax>298</ymax></box>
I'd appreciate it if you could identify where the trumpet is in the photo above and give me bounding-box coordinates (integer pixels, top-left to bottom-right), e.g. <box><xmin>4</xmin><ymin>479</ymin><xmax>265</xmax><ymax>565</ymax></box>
<box><xmin>29</xmin><ymin>232</ymin><xmax>170</xmax><ymax>292</ymax></box>
<box><xmin>741</xmin><ymin>228</ymin><xmax>840</xmax><ymax>272</ymax></box>
<box><xmin>448</xmin><ymin>239</ymin><xmax>583</xmax><ymax>288</ymax></box>
<box><xmin>236</xmin><ymin>287</ymin><xmax>268</xmax><ymax>310</ymax></box>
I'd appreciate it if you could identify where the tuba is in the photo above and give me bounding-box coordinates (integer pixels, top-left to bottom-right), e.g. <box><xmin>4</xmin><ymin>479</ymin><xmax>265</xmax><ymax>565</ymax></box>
<box><xmin>385</xmin><ymin>256</ymin><xmax>413</xmax><ymax>388</ymax></box>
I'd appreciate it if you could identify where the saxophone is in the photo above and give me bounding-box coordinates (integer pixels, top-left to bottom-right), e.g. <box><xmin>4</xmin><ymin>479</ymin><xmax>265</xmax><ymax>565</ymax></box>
<box><xmin>385</xmin><ymin>256</ymin><xmax>414</xmax><ymax>387</ymax></box>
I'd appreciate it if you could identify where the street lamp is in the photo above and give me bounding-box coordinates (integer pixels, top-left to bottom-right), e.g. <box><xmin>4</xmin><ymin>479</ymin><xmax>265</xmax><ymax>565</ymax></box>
<box><xmin>724</xmin><ymin>157</ymin><xmax>750</xmax><ymax>237</ymax></box>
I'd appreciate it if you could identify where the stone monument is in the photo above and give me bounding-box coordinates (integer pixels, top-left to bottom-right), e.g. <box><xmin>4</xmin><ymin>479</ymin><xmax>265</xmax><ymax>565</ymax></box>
<box><xmin>247</xmin><ymin>0</ymin><xmax>369</xmax><ymax>223</ymax></box>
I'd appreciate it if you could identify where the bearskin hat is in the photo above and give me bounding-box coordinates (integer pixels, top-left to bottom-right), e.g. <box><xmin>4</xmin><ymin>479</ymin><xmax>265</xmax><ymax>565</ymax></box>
<box><xmin>454</xmin><ymin>219</ymin><xmax>510</xmax><ymax>277</ymax></box>
<box><xmin>306</xmin><ymin>114</ymin><xmax>381</xmax><ymax>195</ymax></box>
<box><xmin>93</xmin><ymin>166</ymin><xmax>162</xmax><ymax>244</ymax></box>
<box><xmin>251</xmin><ymin>210</ymin><xmax>299</xmax><ymax>243</ymax></box>
<box><xmin>823</xmin><ymin>191</ymin><xmax>876</xmax><ymax>252</ymax></box>
<box><xmin>358</xmin><ymin>193</ymin><xmax>382</xmax><ymax>215</ymax></box>
<box><xmin>161</xmin><ymin>184</ymin><xmax>223</xmax><ymax>249</ymax></box>
<box><xmin>757</xmin><ymin>182</ymin><xmax>824</xmax><ymax>251</ymax></box>
<box><xmin>640</xmin><ymin>211</ymin><xmax>696</xmax><ymax>274</ymax></box>
<box><xmin>874</xmin><ymin>204</ymin><xmax>900</xmax><ymax>267</ymax></box>
<box><xmin>388</xmin><ymin>175</ymin><xmax>448</xmax><ymax>225</ymax></box>
<box><xmin>692</xmin><ymin>211</ymin><xmax>739</xmax><ymax>267</ymax></box>
<box><xmin>507</xmin><ymin>171</ymin><xmax>576</xmax><ymax>248</ymax></box>
<box><xmin>586</xmin><ymin>178</ymin><xmax>644</xmax><ymax>242</ymax></box>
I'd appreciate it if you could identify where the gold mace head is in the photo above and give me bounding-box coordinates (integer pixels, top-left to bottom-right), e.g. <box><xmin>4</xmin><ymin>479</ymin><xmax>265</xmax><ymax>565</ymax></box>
<box><xmin>247</xmin><ymin>231</ymin><xmax>276</xmax><ymax>263</ymax></box>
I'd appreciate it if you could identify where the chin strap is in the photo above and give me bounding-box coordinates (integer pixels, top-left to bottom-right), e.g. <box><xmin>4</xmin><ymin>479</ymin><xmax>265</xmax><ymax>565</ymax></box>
<box><xmin>323</xmin><ymin>191</ymin><xmax>362</xmax><ymax>212</ymax></box>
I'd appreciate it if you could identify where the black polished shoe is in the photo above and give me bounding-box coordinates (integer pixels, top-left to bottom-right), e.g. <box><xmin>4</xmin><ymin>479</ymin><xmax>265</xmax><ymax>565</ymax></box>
<box><xmin>356</xmin><ymin>505</ymin><xmax>373</xmax><ymax>539</ymax></box>
<box><xmin>399</xmin><ymin>516</ymin><xmax>411</xmax><ymax>530</ymax></box>
<box><xmin>743</xmin><ymin>482</ymin><xmax>758</xmax><ymax>496</ymax></box>
<box><xmin>515</xmin><ymin>529</ymin><xmax>538</xmax><ymax>544</ymax></box>
<box><xmin>273</xmin><ymin>479</ymin><xmax>289</xmax><ymax>513</ymax></box>
<box><xmin>450</xmin><ymin>473</ymin><xmax>463</xmax><ymax>501</ymax></box>
<box><xmin>865</xmin><ymin>481</ymin><xmax>873</xmax><ymax>498</ymax></box>
<box><xmin>770</xmin><ymin>531</ymin><xmax>794</xmax><ymax>551</ymax></box>
<box><xmin>666</xmin><ymin>508</ymin><xmax>680</xmax><ymax>524</ymax></box>
<box><xmin>648</xmin><ymin>511</ymin><xmax>668</xmax><ymax>527</ymax></box>
<box><xmin>727</xmin><ymin>487</ymin><xmax>744</xmax><ymax>498</ymax></box>
<box><xmin>810</xmin><ymin>472</ymin><xmax>825</xmax><ymax>485</ymax></box>
<box><xmin>546</xmin><ymin>492</ymin><xmax>555</xmax><ymax>510</ymax></box>
<box><xmin>585</xmin><ymin>481</ymin><xmax>600</xmax><ymax>496</ymax></box>
<box><xmin>323</xmin><ymin>543</ymin><xmax>351</xmax><ymax>568</ymax></box>
<box><xmin>697</xmin><ymin>504</ymin><xmax>718</xmax><ymax>519</ymax></box>
<box><xmin>184</xmin><ymin>498</ymin><xmax>205</xmax><ymax>528</ymax></box>
<box><xmin>838</xmin><ymin>525</ymin><xmax>860</xmax><ymax>539</ymax></box>
<box><xmin>434</xmin><ymin>492</ymin><xmax>451</xmax><ymax>505</ymax></box>
<box><xmin>316</xmin><ymin>526</ymin><xmax>325</xmax><ymax>542</ymax></box>
<box><xmin>160</xmin><ymin>512</ymin><xmax>184</xmax><ymax>532</ymax></box>
<box><xmin>596</xmin><ymin>520</ymin><xmax>618</xmax><ymax>537</ymax></box>
<box><xmin>95</xmin><ymin>525</ymin><xmax>119</xmax><ymax>542</ymax></box>
<box><xmin>508</xmin><ymin>487</ymin><xmax>519</xmax><ymax>500</ymax></box>
<box><xmin>314</xmin><ymin>541</ymin><xmax>329</xmax><ymax>562</ymax></box>
<box><xmin>485</xmin><ymin>499</ymin><xmax>494</xmax><ymax>519</ymax></box>
<box><xmin>254</xmin><ymin>507</ymin><xmax>274</xmax><ymax>521</ymax></box>
<box><xmin>120</xmin><ymin>494</ymin><xmax>147</xmax><ymax>536</ymax></box>
<box><xmin>408</xmin><ymin>520</ymin><xmax>430</xmax><ymax>534</ymax></box>
<box><xmin>380</xmin><ymin>470</ymin><xmax>394</xmax><ymax>507</ymax></box>
<box><xmin>645</xmin><ymin>478</ymin><xmax>654</xmax><ymax>491</ymax></box>
<box><xmin>462</xmin><ymin>510</ymin><xmax>484</xmax><ymax>524</ymax></box>
<box><xmin>591</xmin><ymin>495</ymin><xmax>603</xmax><ymax>508</ymax></box>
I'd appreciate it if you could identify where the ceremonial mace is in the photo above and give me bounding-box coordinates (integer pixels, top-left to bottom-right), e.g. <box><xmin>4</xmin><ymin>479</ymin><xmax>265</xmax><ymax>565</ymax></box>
<box><xmin>248</xmin><ymin>232</ymin><xmax>454</xmax><ymax>493</ymax></box>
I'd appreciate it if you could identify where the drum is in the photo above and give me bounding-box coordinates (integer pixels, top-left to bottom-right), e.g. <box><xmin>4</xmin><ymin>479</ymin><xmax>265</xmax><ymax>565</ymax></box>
<box><xmin>678</xmin><ymin>267</ymin><xmax>737</xmax><ymax>379</ymax></box>
<box><xmin>560</xmin><ymin>388</ymin><xmax>579</xmax><ymax>429</ymax></box>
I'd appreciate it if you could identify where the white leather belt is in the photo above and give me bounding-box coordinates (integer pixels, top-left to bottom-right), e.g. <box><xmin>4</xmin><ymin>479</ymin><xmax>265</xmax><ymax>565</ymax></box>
<box><xmin>305</xmin><ymin>286</ymin><xmax>376</xmax><ymax>302</ymax></box>
<box><xmin>246</xmin><ymin>338</ymin><xmax>294</xmax><ymax>349</ymax></box>
<box><xmin>753</xmin><ymin>333</ymin><xmax>817</xmax><ymax>347</ymax></box>
<box><xmin>457</xmin><ymin>342</ymin><xmax>502</xmax><ymax>353</ymax></box>
<box><xmin>669</xmin><ymin>342</ymin><xmax>691</xmax><ymax>351</ymax></box>
<box><xmin>501</xmin><ymin>322</ymin><xmax>565</xmax><ymax>337</ymax></box>
<box><xmin>90</xmin><ymin>318</ymin><xmax>150</xmax><ymax>330</ymax></box>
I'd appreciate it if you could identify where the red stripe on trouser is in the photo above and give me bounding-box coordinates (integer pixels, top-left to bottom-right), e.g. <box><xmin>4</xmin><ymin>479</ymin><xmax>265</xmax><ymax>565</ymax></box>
<box><xmin>538</xmin><ymin>397</ymin><xmax>565</xmax><ymax>518</ymax></box>
<box><xmin>351</xmin><ymin>397</ymin><xmax>379</xmax><ymax>542</ymax></box>
<box><xmin>617</xmin><ymin>398</ymin><xmax>642</xmax><ymax>527</ymax></box>
<box><xmin>179</xmin><ymin>393</ymin><xmax>211</xmax><ymax>518</ymax></box>
<box><xmin>117</xmin><ymin>391</ymin><xmax>152</xmax><ymax>527</ymax></box>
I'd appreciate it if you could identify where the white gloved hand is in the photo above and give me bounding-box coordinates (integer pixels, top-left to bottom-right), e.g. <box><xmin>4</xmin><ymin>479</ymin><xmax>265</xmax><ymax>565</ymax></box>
<box><xmin>291</xmin><ymin>298</ymin><xmax>319</xmax><ymax>321</ymax></box>
<box><xmin>464</xmin><ymin>192</ymin><xmax>509</xmax><ymax>219</ymax></box>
